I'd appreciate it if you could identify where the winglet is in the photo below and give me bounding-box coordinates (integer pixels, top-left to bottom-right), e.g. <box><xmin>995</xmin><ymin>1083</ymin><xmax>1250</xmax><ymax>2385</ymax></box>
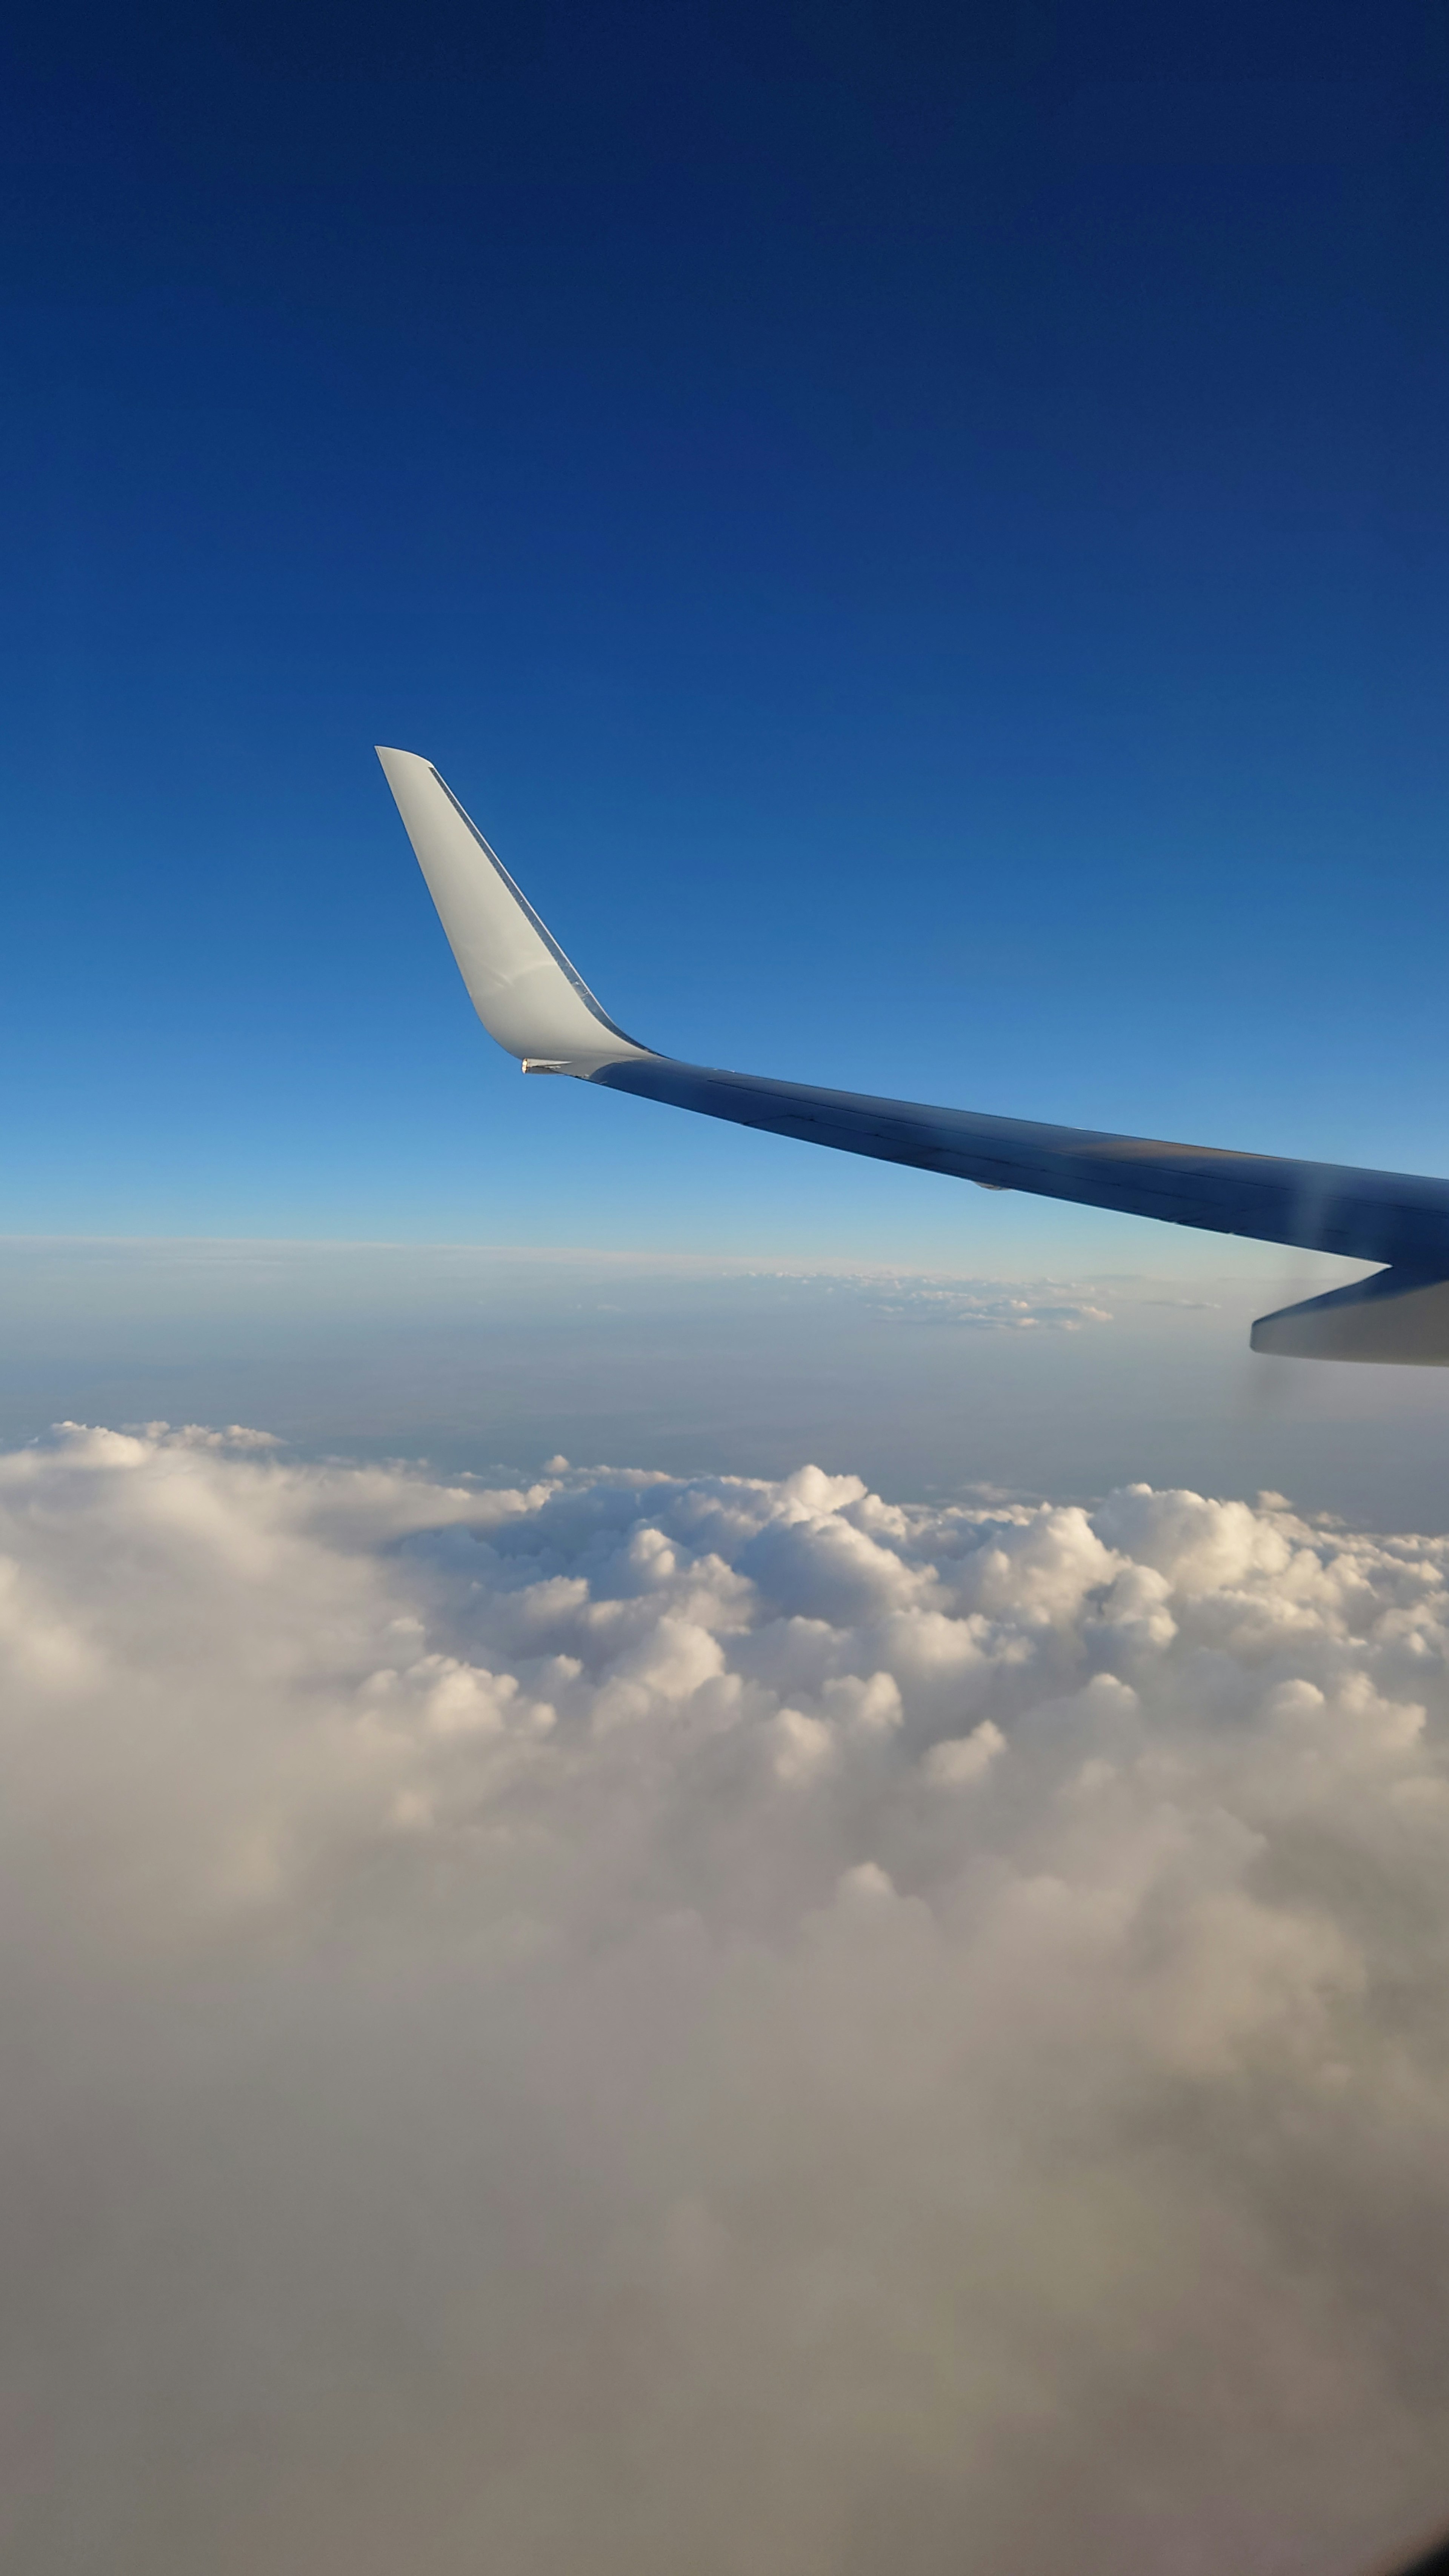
<box><xmin>375</xmin><ymin>748</ymin><xmax>652</xmax><ymax>1066</ymax></box>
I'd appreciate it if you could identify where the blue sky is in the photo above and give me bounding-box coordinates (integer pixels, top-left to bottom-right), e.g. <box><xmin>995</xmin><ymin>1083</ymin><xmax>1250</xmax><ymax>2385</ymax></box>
<box><xmin>2</xmin><ymin>0</ymin><xmax>1446</xmax><ymax>1261</ymax></box>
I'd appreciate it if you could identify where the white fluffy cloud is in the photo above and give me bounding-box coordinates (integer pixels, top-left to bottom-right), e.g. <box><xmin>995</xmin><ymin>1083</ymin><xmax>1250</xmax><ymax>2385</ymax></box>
<box><xmin>2</xmin><ymin>1426</ymin><xmax>1448</xmax><ymax>2576</ymax></box>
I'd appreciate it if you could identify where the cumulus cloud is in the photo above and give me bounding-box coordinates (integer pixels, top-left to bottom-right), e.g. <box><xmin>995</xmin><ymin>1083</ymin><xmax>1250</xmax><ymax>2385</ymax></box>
<box><xmin>2</xmin><ymin>1426</ymin><xmax>1448</xmax><ymax>2576</ymax></box>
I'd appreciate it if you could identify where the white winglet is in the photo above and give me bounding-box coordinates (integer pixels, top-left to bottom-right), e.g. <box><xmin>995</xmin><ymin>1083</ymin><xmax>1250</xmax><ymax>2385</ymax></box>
<box><xmin>375</xmin><ymin>748</ymin><xmax>652</xmax><ymax>1066</ymax></box>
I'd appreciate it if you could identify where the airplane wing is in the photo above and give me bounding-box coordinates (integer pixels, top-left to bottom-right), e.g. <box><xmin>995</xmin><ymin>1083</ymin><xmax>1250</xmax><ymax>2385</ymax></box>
<box><xmin>377</xmin><ymin>747</ymin><xmax>1449</xmax><ymax>1363</ymax></box>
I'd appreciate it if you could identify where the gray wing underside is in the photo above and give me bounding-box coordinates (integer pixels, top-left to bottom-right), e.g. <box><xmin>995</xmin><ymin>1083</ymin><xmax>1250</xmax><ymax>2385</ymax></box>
<box><xmin>589</xmin><ymin>1056</ymin><xmax>1449</xmax><ymax>1274</ymax></box>
<box><xmin>377</xmin><ymin>746</ymin><xmax>1449</xmax><ymax>1362</ymax></box>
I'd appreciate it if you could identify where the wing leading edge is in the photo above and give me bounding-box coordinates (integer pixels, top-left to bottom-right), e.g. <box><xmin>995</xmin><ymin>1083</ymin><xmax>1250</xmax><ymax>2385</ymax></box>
<box><xmin>377</xmin><ymin>747</ymin><xmax>1449</xmax><ymax>1363</ymax></box>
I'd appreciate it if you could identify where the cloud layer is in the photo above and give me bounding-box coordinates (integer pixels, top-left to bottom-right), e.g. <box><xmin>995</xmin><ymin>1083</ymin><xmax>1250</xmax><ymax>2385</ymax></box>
<box><xmin>3</xmin><ymin>1427</ymin><xmax>1448</xmax><ymax>2576</ymax></box>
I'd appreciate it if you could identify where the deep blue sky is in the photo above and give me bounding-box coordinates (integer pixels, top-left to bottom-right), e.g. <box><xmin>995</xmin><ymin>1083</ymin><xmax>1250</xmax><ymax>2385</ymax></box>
<box><xmin>3</xmin><ymin>0</ymin><xmax>1446</xmax><ymax>1259</ymax></box>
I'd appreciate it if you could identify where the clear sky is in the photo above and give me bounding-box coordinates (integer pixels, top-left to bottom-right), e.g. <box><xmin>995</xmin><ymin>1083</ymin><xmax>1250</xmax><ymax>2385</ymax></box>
<box><xmin>3</xmin><ymin>0</ymin><xmax>1446</xmax><ymax>1258</ymax></box>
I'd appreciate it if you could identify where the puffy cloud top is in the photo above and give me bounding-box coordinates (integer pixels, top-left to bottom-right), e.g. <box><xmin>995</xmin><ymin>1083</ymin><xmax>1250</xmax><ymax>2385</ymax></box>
<box><xmin>2</xmin><ymin>1426</ymin><xmax>1448</xmax><ymax>2575</ymax></box>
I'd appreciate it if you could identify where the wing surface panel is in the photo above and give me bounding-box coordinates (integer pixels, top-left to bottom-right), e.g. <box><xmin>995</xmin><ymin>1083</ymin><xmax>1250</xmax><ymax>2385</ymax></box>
<box><xmin>592</xmin><ymin>1058</ymin><xmax>1449</xmax><ymax>1271</ymax></box>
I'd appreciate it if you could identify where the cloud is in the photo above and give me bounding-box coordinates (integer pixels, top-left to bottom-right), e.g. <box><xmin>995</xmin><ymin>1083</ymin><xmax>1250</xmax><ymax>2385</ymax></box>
<box><xmin>740</xmin><ymin>1267</ymin><xmax>1116</xmax><ymax>1330</ymax></box>
<box><xmin>871</xmin><ymin>1283</ymin><xmax>1114</xmax><ymax>1330</ymax></box>
<box><xmin>2</xmin><ymin>1427</ymin><xmax>1448</xmax><ymax>2575</ymax></box>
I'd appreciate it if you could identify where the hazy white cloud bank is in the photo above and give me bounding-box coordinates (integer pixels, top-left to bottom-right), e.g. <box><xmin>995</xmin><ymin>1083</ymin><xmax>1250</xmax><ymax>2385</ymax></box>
<box><xmin>751</xmin><ymin>1267</ymin><xmax>1116</xmax><ymax>1330</ymax></box>
<box><xmin>871</xmin><ymin>1281</ymin><xmax>1113</xmax><ymax>1329</ymax></box>
<box><xmin>2</xmin><ymin>1428</ymin><xmax>1448</xmax><ymax>2576</ymax></box>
